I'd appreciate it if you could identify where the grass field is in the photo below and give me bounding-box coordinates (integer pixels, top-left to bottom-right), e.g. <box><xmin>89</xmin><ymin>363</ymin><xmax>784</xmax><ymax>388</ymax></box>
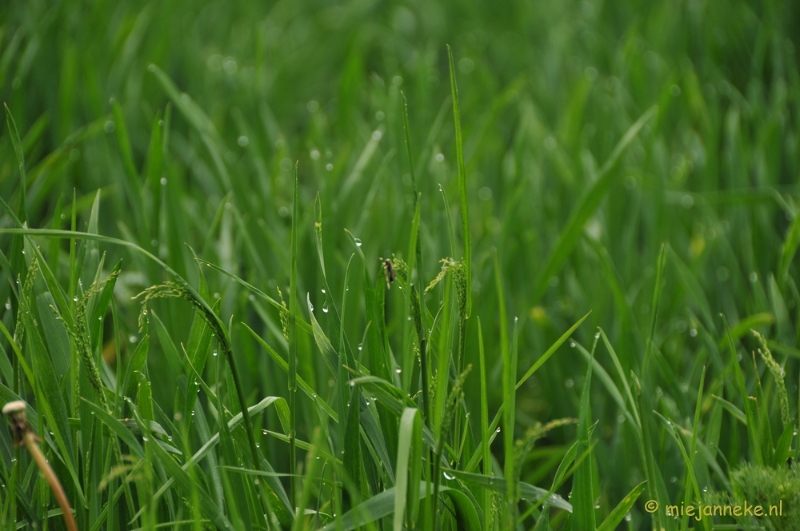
<box><xmin>2</xmin><ymin>0</ymin><xmax>800</xmax><ymax>529</ymax></box>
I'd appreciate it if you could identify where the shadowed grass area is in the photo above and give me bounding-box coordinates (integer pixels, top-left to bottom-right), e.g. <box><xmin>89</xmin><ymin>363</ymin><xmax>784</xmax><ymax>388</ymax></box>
<box><xmin>2</xmin><ymin>0</ymin><xmax>800</xmax><ymax>529</ymax></box>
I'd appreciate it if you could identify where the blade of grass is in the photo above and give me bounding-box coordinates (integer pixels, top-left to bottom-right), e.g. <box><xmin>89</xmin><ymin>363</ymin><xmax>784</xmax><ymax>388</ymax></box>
<box><xmin>289</xmin><ymin>163</ymin><xmax>299</xmax><ymax>507</ymax></box>
<box><xmin>503</xmin><ymin>317</ymin><xmax>519</xmax><ymax>529</ymax></box>
<box><xmin>533</xmin><ymin>106</ymin><xmax>658</xmax><ymax>300</ymax></box>
<box><xmin>393</xmin><ymin>408</ymin><xmax>421</xmax><ymax>531</ymax></box>
<box><xmin>447</xmin><ymin>45</ymin><xmax>471</xmax><ymax>317</ymax></box>
<box><xmin>477</xmin><ymin>318</ymin><xmax>491</xmax><ymax>531</ymax></box>
<box><xmin>571</xmin><ymin>335</ymin><xmax>597</xmax><ymax>531</ymax></box>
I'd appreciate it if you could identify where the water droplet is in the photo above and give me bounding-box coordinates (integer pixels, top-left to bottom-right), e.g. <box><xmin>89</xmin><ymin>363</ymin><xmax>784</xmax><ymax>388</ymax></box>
<box><xmin>4</xmin><ymin>301</ymin><xmax>10</xmax><ymax>310</ymax></box>
<box><xmin>435</xmin><ymin>153</ymin><xmax>445</xmax><ymax>162</ymax></box>
<box><xmin>689</xmin><ymin>328</ymin><xmax>697</xmax><ymax>337</ymax></box>
<box><xmin>322</xmin><ymin>302</ymin><xmax>329</xmax><ymax>313</ymax></box>
<box><xmin>443</xmin><ymin>471</ymin><xmax>455</xmax><ymax>480</ymax></box>
<box><xmin>372</xmin><ymin>130</ymin><xmax>382</xmax><ymax>141</ymax></box>
<box><xmin>395</xmin><ymin>368</ymin><xmax>402</xmax><ymax>374</ymax></box>
<box><xmin>357</xmin><ymin>343</ymin><xmax>363</xmax><ymax>351</ymax></box>
<box><xmin>325</xmin><ymin>163</ymin><xmax>333</xmax><ymax>171</ymax></box>
<box><xmin>565</xmin><ymin>379</ymin><xmax>574</xmax><ymax>388</ymax></box>
<box><xmin>160</xmin><ymin>177</ymin><xmax>167</xmax><ymax>185</ymax></box>
<box><xmin>309</xmin><ymin>302</ymin><xmax>314</xmax><ymax>311</ymax></box>
<box><xmin>569</xmin><ymin>341</ymin><xmax>576</xmax><ymax>348</ymax></box>
<box><xmin>495</xmin><ymin>427</ymin><xmax>501</xmax><ymax>434</ymax></box>
<box><xmin>249</xmin><ymin>294</ymin><xmax>256</xmax><ymax>301</ymax></box>
<box><xmin>354</xmin><ymin>238</ymin><xmax>362</xmax><ymax>247</ymax></box>
<box><xmin>624</xmin><ymin>513</ymin><xmax>632</xmax><ymax>522</ymax></box>
<box><xmin>213</xmin><ymin>351</ymin><xmax>218</xmax><ymax>357</ymax></box>
<box><xmin>73</xmin><ymin>296</ymin><xmax>78</xmax><ymax>302</ymax></box>
<box><xmin>749</xmin><ymin>271</ymin><xmax>758</xmax><ymax>282</ymax></box>
<box><xmin>349</xmin><ymin>381</ymin><xmax>355</xmax><ymax>388</ymax></box>
<box><xmin>438</xmin><ymin>183</ymin><xmax>443</xmax><ymax>192</ymax></box>
<box><xmin>310</xmin><ymin>149</ymin><xmax>320</xmax><ymax>160</ymax></box>
<box><xmin>670</xmin><ymin>476</ymin><xmax>677</xmax><ymax>483</ymax></box>
<box><xmin>237</xmin><ymin>136</ymin><xmax>249</xmax><ymax>147</ymax></box>
<box><xmin>595</xmin><ymin>332</ymin><xmax>600</xmax><ymax>338</ymax></box>
<box><xmin>129</xmin><ymin>335</ymin><xmax>138</xmax><ymax>343</ymax></box>
<box><xmin>321</xmin><ymin>288</ymin><xmax>326</xmax><ymax>294</ymax></box>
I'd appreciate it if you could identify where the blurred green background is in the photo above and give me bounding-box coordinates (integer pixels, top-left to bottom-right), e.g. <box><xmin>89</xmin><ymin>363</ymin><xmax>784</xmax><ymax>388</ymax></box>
<box><xmin>2</xmin><ymin>0</ymin><xmax>800</xmax><ymax>528</ymax></box>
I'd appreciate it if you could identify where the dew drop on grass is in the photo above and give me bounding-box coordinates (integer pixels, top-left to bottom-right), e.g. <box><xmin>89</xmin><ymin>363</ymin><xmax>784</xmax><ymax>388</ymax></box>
<box><xmin>357</xmin><ymin>343</ymin><xmax>362</xmax><ymax>351</ymax></box>
<box><xmin>495</xmin><ymin>427</ymin><xmax>501</xmax><ymax>434</ymax></box>
<box><xmin>4</xmin><ymin>301</ymin><xmax>10</xmax><ymax>310</ymax></box>
<box><xmin>321</xmin><ymin>288</ymin><xmax>326</xmax><ymax>294</ymax></box>
<box><xmin>670</xmin><ymin>476</ymin><xmax>677</xmax><ymax>483</ymax></box>
<box><xmin>354</xmin><ymin>238</ymin><xmax>362</xmax><ymax>247</ymax></box>
<box><xmin>443</xmin><ymin>471</ymin><xmax>455</xmax><ymax>480</ymax></box>
<box><xmin>309</xmin><ymin>302</ymin><xmax>314</xmax><ymax>311</ymax></box>
<box><xmin>395</xmin><ymin>368</ymin><xmax>402</xmax><ymax>374</ymax></box>
<box><xmin>689</xmin><ymin>328</ymin><xmax>697</xmax><ymax>337</ymax></box>
<box><xmin>624</xmin><ymin>513</ymin><xmax>632</xmax><ymax>522</ymax></box>
<box><xmin>160</xmin><ymin>177</ymin><xmax>167</xmax><ymax>185</ymax></box>
<box><xmin>322</xmin><ymin>302</ymin><xmax>329</xmax><ymax>313</ymax></box>
<box><xmin>129</xmin><ymin>335</ymin><xmax>137</xmax><ymax>343</ymax></box>
<box><xmin>325</xmin><ymin>163</ymin><xmax>333</xmax><ymax>171</ymax></box>
<box><xmin>237</xmin><ymin>135</ymin><xmax>249</xmax><ymax>147</ymax></box>
<box><xmin>213</xmin><ymin>351</ymin><xmax>218</xmax><ymax>357</ymax></box>
<box><xmin>565</xmin><ymin>379</ymin><xmax>574</xmax><ymax>388</ymax></box>
<box><xmin>569</xmin><ymin>341</ymin><xmax>576</xmax><ymax>348</ymax></box>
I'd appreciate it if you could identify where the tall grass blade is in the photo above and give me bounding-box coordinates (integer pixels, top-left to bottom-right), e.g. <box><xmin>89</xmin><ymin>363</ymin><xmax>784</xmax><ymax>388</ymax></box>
<box><xmin>289</xmin><ymin>164</ymin><xmax>299</xmax><ymax>507</ymax></box>
<box><xmin>447</xmin><ymin>45</ymin><xmax>471</xmax><ymax>317</ymax></box>
<box><xmin>533</xmin><ymin>106</ymin><xmax>657</xmax><ymax>300</ymax></box>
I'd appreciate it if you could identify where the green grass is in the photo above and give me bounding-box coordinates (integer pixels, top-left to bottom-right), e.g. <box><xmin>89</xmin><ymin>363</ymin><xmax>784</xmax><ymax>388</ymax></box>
<box><xmin>2</xmin><ymin>0</ymin><xmax>800</xmax><ymax>529</ymax></box>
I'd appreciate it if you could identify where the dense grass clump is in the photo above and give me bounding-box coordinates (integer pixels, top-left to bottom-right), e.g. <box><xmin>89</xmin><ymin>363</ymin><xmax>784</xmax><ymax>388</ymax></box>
<box><xmin>2</xmin><ymin>0</ymin><xmax>800</xmax><ymax>529</ymax></box>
